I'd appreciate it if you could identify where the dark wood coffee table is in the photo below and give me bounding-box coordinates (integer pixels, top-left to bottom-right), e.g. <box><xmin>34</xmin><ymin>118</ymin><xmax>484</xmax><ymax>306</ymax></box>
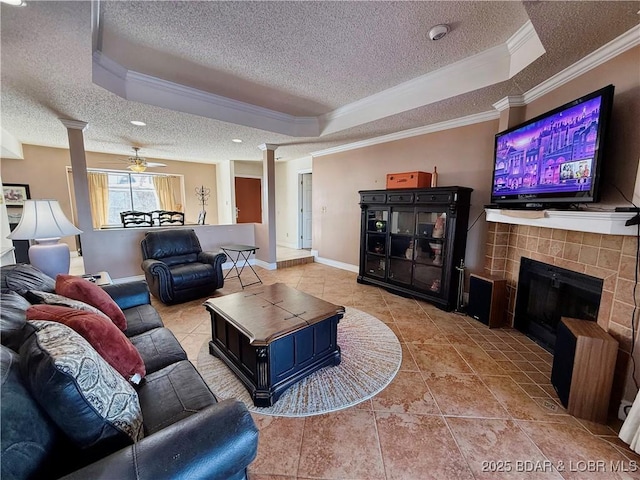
<box><xmin>204</xmin><ymin>283</ymin><xmax>344</xmax><ymax>407</ymax></box>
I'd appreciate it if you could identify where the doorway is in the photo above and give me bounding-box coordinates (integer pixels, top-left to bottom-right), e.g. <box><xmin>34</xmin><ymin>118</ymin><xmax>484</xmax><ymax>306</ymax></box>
<box><xmin>298</xmin><ymin>172</ymin><xmax>312</xmax><ymax>249</ymax></box>
<box><xmin>235</xmin><ymin>177</ymin><xmax>262</xmax><ymax>223</ymax></box>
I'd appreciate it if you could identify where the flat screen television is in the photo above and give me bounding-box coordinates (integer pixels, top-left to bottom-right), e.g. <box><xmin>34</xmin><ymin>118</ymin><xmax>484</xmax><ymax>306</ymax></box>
<box><xmin>490</xmin><ymin>84</ymin><xmax>614</xmax><ymax>208</ymax></box>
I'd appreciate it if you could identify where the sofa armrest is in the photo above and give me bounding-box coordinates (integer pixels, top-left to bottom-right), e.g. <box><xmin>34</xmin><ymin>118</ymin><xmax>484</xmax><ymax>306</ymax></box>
<box><xmin>198</xmin><ymin>251</ymin><xmax>226</xmax><ymax>267</ymax></box>
<box><xmin>102</xmin><ymin>281</ymin><xmax>151</xmax><ymax>310</ymax></box>
<box><xmin>141</xmin><ymin>259</ymin><xmax>173</xmax><ymax>303</ymax></box>
<box><xmin>60</xmin><ymin>399</ymin><xmax>258</xmax><ymax>480</ymax></box>
<box><xmin>197</xmin><ymin>252</ymin><xmax>227</xmax><ymax>287</ymax></box>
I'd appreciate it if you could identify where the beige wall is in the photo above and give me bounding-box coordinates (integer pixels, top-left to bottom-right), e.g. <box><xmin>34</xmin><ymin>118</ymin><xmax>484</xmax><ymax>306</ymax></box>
<box><xmin>276</xmin><ymin>156</ymin><xmax>312</xmax><ymax>248</ymax></box>
<box><xmin>312</xmin><ymin>120</ymin><xmax>499</xmax><ymax>273</ymax></box>
<box><xmin>1</xmin><ymin>144</ymin><xmax>219</xmax><ymax>247</ymax></box>
<box><xmin>310</xmin><ymin>46</ymin><xmax>639</xmax><ymax>275</ymax></box>
<box><xmin>523</xmin><ymin>47</ymin><xmax>640</xmax><ymax>205</ymax></box>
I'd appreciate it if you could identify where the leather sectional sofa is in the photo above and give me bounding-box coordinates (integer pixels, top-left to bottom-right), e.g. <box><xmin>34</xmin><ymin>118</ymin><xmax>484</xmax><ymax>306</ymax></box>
<box><xmin>0</xmin><ymin>264</ymin><xmax>258</xmax><ymax>480</ymax></box>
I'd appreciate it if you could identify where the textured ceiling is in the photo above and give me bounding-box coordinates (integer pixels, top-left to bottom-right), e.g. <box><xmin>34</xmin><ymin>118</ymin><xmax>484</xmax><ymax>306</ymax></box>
<box><xmin>1</xmin><ymin>1</ymin><xmax>638</xmax><ymax>165</ymax></box>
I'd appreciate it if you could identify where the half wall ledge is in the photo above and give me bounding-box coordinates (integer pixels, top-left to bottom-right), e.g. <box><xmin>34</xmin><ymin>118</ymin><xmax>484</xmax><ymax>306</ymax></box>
<box><xmin>485</xmin><ymin>209</ymin><xmax>640</xmax><ymax>236</ymax></box>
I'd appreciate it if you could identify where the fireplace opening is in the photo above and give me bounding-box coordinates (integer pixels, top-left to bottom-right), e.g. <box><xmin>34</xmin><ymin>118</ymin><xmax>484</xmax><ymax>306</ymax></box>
<box><xmin>514</xmin><ymin>257</ymin><xmax>603</xmax><ymax>352</ymax></box>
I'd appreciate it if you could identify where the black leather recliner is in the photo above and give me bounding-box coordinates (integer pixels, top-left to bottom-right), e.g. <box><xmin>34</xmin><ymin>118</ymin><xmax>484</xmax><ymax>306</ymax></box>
<box><xmin>141</xmin><ymin>229</ymin><xmax>226</xmax><ymax>304</ymax></box>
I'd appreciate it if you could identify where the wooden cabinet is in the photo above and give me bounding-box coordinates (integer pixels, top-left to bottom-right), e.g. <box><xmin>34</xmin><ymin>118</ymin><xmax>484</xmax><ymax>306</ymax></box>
<box><xmin>551</xmin><ymin>317</ymin><xmax>618</xmax><ymax>423</ymax></box>
<box><xmin>358</xmin><ymin>186</ymin><xmax>472</xmax><ymax>310</ymax></box>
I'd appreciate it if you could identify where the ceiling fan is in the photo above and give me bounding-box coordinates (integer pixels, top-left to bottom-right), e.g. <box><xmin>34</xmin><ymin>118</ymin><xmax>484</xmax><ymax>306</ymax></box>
<box><xmin>126</xmin><ymin>147</ymin><xmax>166</xmax><ymax>173</ymax></box>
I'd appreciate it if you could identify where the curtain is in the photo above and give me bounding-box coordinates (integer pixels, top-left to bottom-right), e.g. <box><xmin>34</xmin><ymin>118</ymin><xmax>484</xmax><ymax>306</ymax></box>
<box><xmin>153</xmin><ymin>176</ymin><xmax>179</xmax><ymax>211</ymax></box>
<box><xmin>87</xmin><ymin>172</ymin><xmax>109</xmax><ymax>228</ymax></box>
<box><xmin>620</xmin><ymin>389</ymin><xmax>640</xmax><ymax>453</ymax></box>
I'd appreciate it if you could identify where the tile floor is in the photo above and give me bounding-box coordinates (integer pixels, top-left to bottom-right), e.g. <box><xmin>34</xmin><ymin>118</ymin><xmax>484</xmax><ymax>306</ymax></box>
<box><xmin>153</xmin><ymin>263</ymin><xmax>640</xmax><ymax>479</ymax></box>
<box><xmin>107</xmin><ymin>258</ymin><xmax>640</xmax><ymax>479</ymax></box>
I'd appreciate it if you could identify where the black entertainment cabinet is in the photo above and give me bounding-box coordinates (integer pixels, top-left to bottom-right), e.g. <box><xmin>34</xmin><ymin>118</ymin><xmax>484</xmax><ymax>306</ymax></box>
<box><xmin>358</xmin><ymin>186</ymin><xmax>472</xmax><ymax>310</ymax></box>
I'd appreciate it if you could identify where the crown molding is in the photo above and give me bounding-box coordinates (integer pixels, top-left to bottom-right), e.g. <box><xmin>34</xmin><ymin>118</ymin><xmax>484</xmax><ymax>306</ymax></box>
<box><xmin>523</xmin><ymin>24</ymin><xmax>640</xmax><ymax>104</ymax></box>
<box><xmin>89</xmin><ymin>16</ymin><xmax>635</xmax><ymax>144</ymax></box>
<box><xmin>258</xmin><ymin>143</ymin><xmax>279</xmax><ymax>151</ymax></box>
<box><xmin>492</xmin><ymin>95</ymin><xmax>526</xmax><ymax>112</ymax></box>
<box><xmin>1</xmin><ymin>127</ymin><xmax>23</xmax><ymax>159</ymax></box>
<box><xmin>92</xmin><ymin>51</ymin><xmax>319</xmax><ymax>137</ymax></box>
<box><xmin>92</xmin><ymin>16</ymin><xmax>542</xmax><ymax>138</ymax></box>
<box><xmin>312</xmin><ymin>110</ymin><xmax>499</xmax><ymax>158</ymax></box>
<box><xmin>317</xmin><ymin>22</ymin><xmax>543</xmax><ymax>136</ymax></box>
<box><xmin>59</xmin><ymin>119</ymin><xmax>89</xmax><ymax>131</ymax></box>
<box><xmin>506</xmin><ymin>20</ymin><xmax>546</xmax><ymax>78</ymax></box>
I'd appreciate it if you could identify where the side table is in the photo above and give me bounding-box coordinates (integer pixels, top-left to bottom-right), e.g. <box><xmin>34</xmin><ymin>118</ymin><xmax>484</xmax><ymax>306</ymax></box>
<box><xmin>220</xmin><ymin>245</ymin><xmax>262</xmax><ymax>288</ymax></box>
<box><xmin>81</xmin><ymin>271</ymin><xmax>113</xmax><ymax>286</ymax></box>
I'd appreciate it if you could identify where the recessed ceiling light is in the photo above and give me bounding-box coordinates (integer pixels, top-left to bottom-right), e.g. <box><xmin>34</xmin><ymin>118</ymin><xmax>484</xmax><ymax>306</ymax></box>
<box><xmin>232</xmin><ymin>138</ymin><xmax>243</xmax><ymax>143</ymax></box>
<box><xmin>429</xmin><ymin>24</ymin><xmax>450</xmax><ymax>41</ymax></box>
<box><xmin>130</xmin><ymin>120</ymin><xmax>146</xmax><ymax>126</ymax></box>
<box><xmin>1</xmin><ymin>0</ymin><xmax>27</xmax><ymax>6</ymax></box>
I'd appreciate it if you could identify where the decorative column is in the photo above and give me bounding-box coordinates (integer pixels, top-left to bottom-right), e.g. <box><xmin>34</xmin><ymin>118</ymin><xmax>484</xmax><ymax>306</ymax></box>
<box><xmin>59</xmin><ymin>119</ymin><xmax>92</xmax><ymax>233</ymax></box>
<box><xmin>256</xmin><ymin>144</ymin><xmax>277</xmax><ymax>267</ymax></box>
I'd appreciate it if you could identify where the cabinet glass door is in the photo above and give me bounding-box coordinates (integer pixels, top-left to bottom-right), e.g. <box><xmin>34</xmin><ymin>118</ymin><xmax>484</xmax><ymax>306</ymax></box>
<box><xmin>364</xmin><ymin>209</ymin><xmax>388</xmax><ymax>278</ymax></box>
<box><xmin>388</xmin><ymin>209</ymin><xmax>414</xmax><ymax>285</ymax></box>
<box><xmin>413</xmin><ymin>211</ymin><xmax>447</xmax><ymax>293</ymax></box>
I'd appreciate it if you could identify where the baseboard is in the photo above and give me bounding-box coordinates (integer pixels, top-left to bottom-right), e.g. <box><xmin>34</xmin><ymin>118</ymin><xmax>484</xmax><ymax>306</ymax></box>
<box><xmin>254</xmin><ymin>259</ymin><xmax>277</xmax><ymax>270</ymax></box>
<box><xmin>277</xmin><ymin>241</ymin><xmax>299</xmax><ymax>249</ymax></box>
<box><xmin>312</xmin><ymin>254</ymin><xmax>359</xmax><ymax>273</ymax></box>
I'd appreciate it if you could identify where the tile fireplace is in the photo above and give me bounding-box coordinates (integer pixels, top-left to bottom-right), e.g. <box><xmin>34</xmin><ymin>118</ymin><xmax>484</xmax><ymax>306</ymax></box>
<box><xmin>514</xmin><ymin>257</ymin><xmax>603</xmax><ymax>351</ymax></box>
<box><xmin>483</xmin><ymin>216</ymin><xmax>639</xmax><ymax>407</ymax></box>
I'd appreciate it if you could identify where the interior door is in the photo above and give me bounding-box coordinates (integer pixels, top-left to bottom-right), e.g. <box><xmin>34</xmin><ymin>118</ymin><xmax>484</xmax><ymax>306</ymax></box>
<box><xmin>235</xmin><ymin>177</ymin><xmax>262</xmax><ymax>223</ymax></box>
<box><xmin>301</xmin><ymin>173</ymin><xmax>312</xmax><ymax>248</ymax></box>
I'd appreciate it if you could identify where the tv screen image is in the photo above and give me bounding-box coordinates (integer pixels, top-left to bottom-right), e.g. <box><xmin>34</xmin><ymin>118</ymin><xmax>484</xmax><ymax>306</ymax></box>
<box><xmin>491</xmin><ymin>85</ymin><xmax>614</xmax><ymax>207</ymax></box>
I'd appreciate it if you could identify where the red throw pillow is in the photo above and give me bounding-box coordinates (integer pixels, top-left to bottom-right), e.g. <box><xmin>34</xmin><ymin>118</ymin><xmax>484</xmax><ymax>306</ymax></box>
<box><xmin>26</xmin><ymin>305</ymin><xmax>145</xmax><ymax>384</ymax></box>
<box><xmin>55</xmin><ymin>274</ymin><xmax>127</xmax><ymax>331</ymax></box>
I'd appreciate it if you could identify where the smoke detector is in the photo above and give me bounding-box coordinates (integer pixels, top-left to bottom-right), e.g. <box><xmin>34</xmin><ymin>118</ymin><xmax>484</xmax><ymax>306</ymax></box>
<box><xmin>429</xmin><ymin>24</ymin><xmax>450</xmax><ymax>41</ymax></box>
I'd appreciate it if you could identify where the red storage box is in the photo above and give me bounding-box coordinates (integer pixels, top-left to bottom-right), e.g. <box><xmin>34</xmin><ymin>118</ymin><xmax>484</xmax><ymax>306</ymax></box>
<box><xmin>386</xmin><ymin>171</ymin><xmax>432</xmax><ymax>189</ymax></box>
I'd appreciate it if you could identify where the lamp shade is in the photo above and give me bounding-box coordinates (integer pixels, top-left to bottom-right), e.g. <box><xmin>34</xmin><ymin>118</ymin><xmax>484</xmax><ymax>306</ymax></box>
<box><xmin>7</xmin><ymin>199</ymin><xmax>82</xmax><ymax>241</ymax></box>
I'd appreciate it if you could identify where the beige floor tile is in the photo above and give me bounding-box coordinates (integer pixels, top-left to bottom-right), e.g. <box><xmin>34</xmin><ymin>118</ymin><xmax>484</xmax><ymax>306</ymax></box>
<box><xmin>447</xmin><ymin>417</ymin><xmax>563</xmax><ymax>479</ymax></box>
<box><xmin>424</xmin><ymin>372</ymin><xmax>509</xmax><ymax>418</ymax></box>
<box><xmin>399</xmin><ymin>342</ymin><xmax>419</xmax><ymax>372</ymax></box>
<box><xmin>156</xmin><ymin>262</ymin><xmax>632</xmax><ymax>480</ymax></box>
<box><xmin>453</xmin><ymin>343</ymin><xmax>507</xmax><ymax>375</ymax></box>
<box><xmin>376</xmin><ymin>412</ymin><xmax>474</xmax><ymax>480</ymax></box>
<box><xmin>249</xmin><ymin>416</ymin><xmax>305</xmax><ymax>477</ymax></box>
<box><xmin>297</xmin><ymin>410</ymin><xmax>385</xmax><ymax>479</ymax></box>
<box><xmin>372</xmin><ymin>371</ymin><xmax>440</xmax><ymax>415</ymax></box>
<box><xmin>408</xmin><ymin>343</ymin><xmax>473</xmax><ymax>374</ymax></box>
<box><xmin>517</xmin><ymin>420</ymin><xmax>634</xmax><ymax>479</ymax></box>
<box><xmin>396</xmin><ymin>320</ymin><xmax>450</xmax><ymax>344</ymax></box>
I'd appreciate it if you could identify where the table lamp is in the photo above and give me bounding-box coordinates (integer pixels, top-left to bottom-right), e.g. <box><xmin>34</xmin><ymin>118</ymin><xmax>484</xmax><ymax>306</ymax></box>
<box><xmin>7</xmin><ymin>199</ymin><xmax>82</xmax><ymax>279</ymax></box>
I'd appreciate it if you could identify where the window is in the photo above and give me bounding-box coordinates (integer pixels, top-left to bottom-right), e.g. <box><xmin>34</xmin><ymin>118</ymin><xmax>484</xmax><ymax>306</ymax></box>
<box><xmin>106</xmin><ymin>173</ymin><xmax>159</xmax><ymax>225</ymax></box>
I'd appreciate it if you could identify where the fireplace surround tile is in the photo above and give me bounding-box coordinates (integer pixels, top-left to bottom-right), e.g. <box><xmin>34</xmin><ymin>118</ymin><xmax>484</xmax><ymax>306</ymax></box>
<box><xmin>562</xmin><ymin>242</ymin><xmax>581</xmax><ymax>261</ymax></box>
<box><xmin>551</xmin><ymin>229</ymin><xmax>567</xmax><ymax>241</ymax></box>
<box><xmin>483</xmin><ymin>220</ymin><xmax>639</xmax><ymax>408</ymax></box>
<box><xmin>598</xmin><ymin>248</ymin><xmax>622</xmax><ymax>270</ymax></box>
<box><xmin>582</xmin><ymin>231</ymin><xmax>602</xmax><ymax>246</ymax></box>
<box><xmin>578</xmin><ymin>245</ymin><xmax>599</xmax><ymax>264</ymax></box>
<box><xmin>601</xmin><ymin>235</ymin><xmax>624</xmax><ymax>250</ymax></box>
<box><xmin>566</xmin><ymin>230</ymin><xmax>584</xmax><ymax>244</ymax></box>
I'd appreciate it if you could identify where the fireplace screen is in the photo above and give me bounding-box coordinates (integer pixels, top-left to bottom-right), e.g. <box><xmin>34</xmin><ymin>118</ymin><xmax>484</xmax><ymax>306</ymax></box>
<box><xmin>514</xmin><ymin>257</ymin><xmax>603</xmax><ymax>352</ymax></box>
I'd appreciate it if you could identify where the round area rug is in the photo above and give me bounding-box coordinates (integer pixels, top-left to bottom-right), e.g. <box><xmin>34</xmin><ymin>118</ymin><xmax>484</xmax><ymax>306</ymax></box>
<box><xmin>196</xmin><ymin>307</ymin><xmax>401</xmax><ymax>417</ymax></box>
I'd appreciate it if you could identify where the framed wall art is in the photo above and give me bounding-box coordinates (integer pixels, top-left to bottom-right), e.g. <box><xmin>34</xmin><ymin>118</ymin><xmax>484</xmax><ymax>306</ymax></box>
<box><xmin>3</xmin><ymin>184</ymin><xmax>30</xmax><ymax>206</ymax></box>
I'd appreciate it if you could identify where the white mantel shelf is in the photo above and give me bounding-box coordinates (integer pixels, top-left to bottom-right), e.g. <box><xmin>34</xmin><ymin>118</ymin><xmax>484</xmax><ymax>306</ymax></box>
<box><xmin>485</xmin><ymin>209</ymin><xmax>640</xmax><ymax>236</ymax></box>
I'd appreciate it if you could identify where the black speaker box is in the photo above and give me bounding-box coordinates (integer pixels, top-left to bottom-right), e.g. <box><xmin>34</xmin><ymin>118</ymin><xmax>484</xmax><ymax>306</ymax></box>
<box><xmin>467</xmin><ymin>273</ymin><xmax>507</xmax><ymax>328</ymax></box>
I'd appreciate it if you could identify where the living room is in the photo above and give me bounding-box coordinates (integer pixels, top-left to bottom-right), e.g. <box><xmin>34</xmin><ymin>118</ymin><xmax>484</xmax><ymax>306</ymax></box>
<box><xmin>2</xmin><ymin>1</ymin><xmax>640</xmax><ymax>479</ymax></box>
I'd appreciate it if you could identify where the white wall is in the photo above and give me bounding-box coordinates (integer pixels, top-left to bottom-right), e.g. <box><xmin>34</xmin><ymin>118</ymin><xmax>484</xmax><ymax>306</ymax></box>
<box><xmin>82</xmin><ymin>223</ymin><xmax>255</xmax><ymax>280</ymax></box>
<box><xmin>276</xmin><ymin>156</ymin><xmax>312</xmax><ymax>248</ymax></box>
<box><xmin>216</xmin><ymin>160</ymin><xmax>235</xmax><ymax>225</ymax></box>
